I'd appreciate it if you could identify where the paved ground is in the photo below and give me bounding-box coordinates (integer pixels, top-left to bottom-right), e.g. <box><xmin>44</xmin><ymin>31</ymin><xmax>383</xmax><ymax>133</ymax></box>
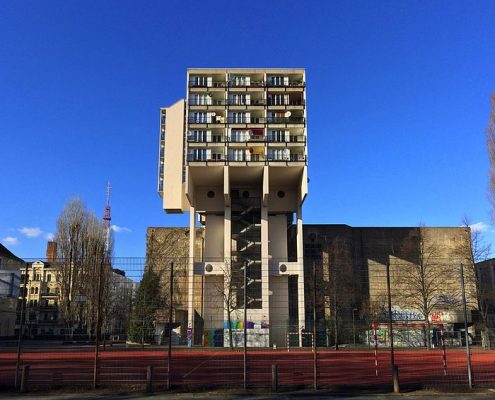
<box><xmin>0</xmin><ymin>347</ymin><xmax>494</xmax><ymax>391</ymax></box>
<box><xmin>2</xmin><ymin>390</ymin><xmax>495</xmax><ymax>400</ymax></box>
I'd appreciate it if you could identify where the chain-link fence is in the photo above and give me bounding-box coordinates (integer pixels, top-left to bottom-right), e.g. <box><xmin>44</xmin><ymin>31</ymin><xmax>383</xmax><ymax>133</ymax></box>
<box><xmin>1</xmin><ymin>256</ymin><xmax>494</xmax><ymax>392</ymax></box>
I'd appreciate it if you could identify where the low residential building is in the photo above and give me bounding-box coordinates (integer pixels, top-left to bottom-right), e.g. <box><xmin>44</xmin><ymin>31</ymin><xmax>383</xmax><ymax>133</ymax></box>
<box><xmin>0</xmin><ymin>244</ymin><xmax>23</xmax><ymax>337</ymax></box>
<box><xmin>18</xmin><ymin>259</ymin><xmax>64</xmax><ymax>338</ymax></box>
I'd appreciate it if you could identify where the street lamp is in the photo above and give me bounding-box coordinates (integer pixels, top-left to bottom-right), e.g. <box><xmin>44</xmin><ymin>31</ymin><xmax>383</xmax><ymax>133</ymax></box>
<box><xmin>352</xmin><ymin>308</ymin><xmax>358</xmax><ymax>347</ymax></box>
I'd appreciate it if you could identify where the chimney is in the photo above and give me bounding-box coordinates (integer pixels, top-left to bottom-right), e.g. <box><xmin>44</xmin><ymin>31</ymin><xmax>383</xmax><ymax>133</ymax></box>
<box><xmin>46</xmin><ymin>241</ymin><xmax>57</xmax><ymax>262</ymax></box>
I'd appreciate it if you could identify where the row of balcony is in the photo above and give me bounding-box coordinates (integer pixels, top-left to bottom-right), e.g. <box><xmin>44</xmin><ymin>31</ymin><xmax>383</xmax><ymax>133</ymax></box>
<box><xmin>188</xmin><ymin>117</ymin><xmax>306</xmax><ymax>125</ymax></box>
<box><xmin>188</xmin><ymin>80</ymin><xmax>305</xmax><ymax>88</ymax></box>
<box><xmin>187</xmin><ymin>154</ymin><xmax>307</xmax><ymax>162</ymax></box>
<box><xmin>188</xmin><ymin>99</ymin><xmax>305</xmax><ymax>106</ymax></box>
<box><xmin>187</xmin><ymin>136</ymin><xmax>306</xmax><ymax>144</ymax></box>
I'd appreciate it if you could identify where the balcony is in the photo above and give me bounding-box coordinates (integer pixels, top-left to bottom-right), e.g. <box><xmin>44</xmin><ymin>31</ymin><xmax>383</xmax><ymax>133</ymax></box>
<box><xmin>188</xmin><ymin>80</ymin><xmax>226</xmax><ymax>88</ymax></box>
<box><xmin>266</xmin><ymin>80</ymin><xmax>305</xmax><ymax>88</ymax></box>
<box><xmin>267</xmin><ymin>117</ymin><xmax>305</xmax><ymax>125</ymax></box>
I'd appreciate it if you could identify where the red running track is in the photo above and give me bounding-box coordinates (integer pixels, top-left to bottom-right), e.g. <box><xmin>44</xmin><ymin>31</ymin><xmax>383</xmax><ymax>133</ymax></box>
<box><xmin>0</xmin><ymin>348</ymin><xmax>494</xmax><ymax>388</ymax></box>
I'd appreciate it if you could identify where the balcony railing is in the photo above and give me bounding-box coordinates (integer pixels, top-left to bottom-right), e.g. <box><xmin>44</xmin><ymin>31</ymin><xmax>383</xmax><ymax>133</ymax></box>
<box><xmin>267</xmin><ymin>117</ymin><xmax>305</xmax><ymax>124</ymax></box>
<box><xmin>186</xmin><ymin>155</ymin><xmax>307</xmax><ymax>163</ymax></box>
<box><xmin>188</xmin><ymin>81</ymin><xmax>227</xmax><ymax>88</ymax></box>
<box><xmin>266</xmin><ymin>80</ymin><xmax>305</xmax><ymax>88</ymax></box>
<box><xmin>267</xmin><ymin>99</ymin><xmax>305</xmax><ymax>106</ymax></box>
<box><xmin>189</xmin><ymin>80</ymin><xmax>305</xmax><ymax>88</ymax></box>
<box><xmin>188</xmin><ymin>99</ymin><xmax>268</xmax><ymax>106</ymax></box>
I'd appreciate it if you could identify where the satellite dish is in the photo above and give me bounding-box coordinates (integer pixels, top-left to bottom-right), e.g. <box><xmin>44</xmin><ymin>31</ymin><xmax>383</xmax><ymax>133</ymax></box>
<box><xmin>211</xmin><ymin>112</ymin><xmax>216</xmax><ymax>116</ymax></box>
<box><xmin>285</xmin><ymin>111</ymin><xmax>291</xmax><ymax>117</ymax></box>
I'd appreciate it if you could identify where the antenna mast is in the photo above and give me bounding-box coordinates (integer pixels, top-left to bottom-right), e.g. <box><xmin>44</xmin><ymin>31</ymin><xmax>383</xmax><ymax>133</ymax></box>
<box><xmin>103</xmin><ymin>181</ymin><xmax>111</xmax><ymax>252</ymax></box>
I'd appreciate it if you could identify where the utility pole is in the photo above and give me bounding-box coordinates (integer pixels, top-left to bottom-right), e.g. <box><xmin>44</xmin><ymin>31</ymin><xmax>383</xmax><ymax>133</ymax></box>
<box><xmin>460</xmin><ymin>263</ymin><xmax>473</xmax><ymax>388</ymax></box>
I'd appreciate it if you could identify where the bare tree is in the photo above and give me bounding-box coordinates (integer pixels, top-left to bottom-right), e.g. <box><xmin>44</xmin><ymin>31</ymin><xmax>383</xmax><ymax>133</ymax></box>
<box><xmin>211</xmin><ymin>259</ymin><xmax>240</xmax><ymax>350</ymax></box>
<box><xmin>55</xmin><ymin>198</ymin><xmax>110</xmax><ymax>339</ymax></box>
<box><xmin>146</xmin><ymin>228</ymin><xmax>192</xmax><ymax>342</ymax></box>
<box><xmin>323</xmin><ymin>237</ymin><xmax>357</xmax><ymax>349</ymax></box>
<box><xmin>487</xmin><ymin>94</ymin><xmax>495</xmax><ymax>221</ymax></box>
<box><xmin>398</xmin><ymin>227</ymin><xmax>457</xmax><ymax>349</ymax></box>
<box><xmin>456</xmin><ymin>217</ymin><xmax>492</xmax><ymax>348</ymax></box>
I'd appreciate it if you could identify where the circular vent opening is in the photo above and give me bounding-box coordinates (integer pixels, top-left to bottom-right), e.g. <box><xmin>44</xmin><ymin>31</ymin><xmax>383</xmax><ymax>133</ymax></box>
<box><xmin>205</xmin><ymin>264</ymin><xmax>213</xmax><ymax>273</ymax></box>
<box><xmin>207</xmin><ymin>191</ymin><xmax>215</xmax><ymax>198</ymax></box>
<box><xmin>280</xmin><ymin>264</ymin><xmax>287</xmax><ymax>273</ymax></box>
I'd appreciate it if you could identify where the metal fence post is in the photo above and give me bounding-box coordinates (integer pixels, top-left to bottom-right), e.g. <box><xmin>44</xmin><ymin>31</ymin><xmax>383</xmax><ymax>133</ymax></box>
<box><xmin>460</xmin><ymin>263</ymin><xmax>473</xmax><ymax>389</ymax></box>
<box><xmin>313</xmin><ymin>260</ymin><xmax>317</xmax><ymax>390</ymax></box>
<box><xmin>386</xmin><ymin>262</ymin><xmax>399</xmax><ymax>393</ymax></box>
<box><xmin>93</xmin><ymin>257</ymin><xmax>104</xmax><ymax>389</ymax></box>
<box><xmin>20</xmin><ymin>364</ymin><xmax>29</xmax><ymax>393</ymax></box>
<box><xmin>167</xmin><ymin>262</ymin><xmax>174</xmax><ymax>390</ymax></box>
<box><xmin>243</xmin><ymin>260</ymin><xmax>247</xmax><ymax>391</ymax></box>
<box><xmin>15</xmin><ymin>262</ymin><xmax>29</xmax><ymax>390</ymax></box>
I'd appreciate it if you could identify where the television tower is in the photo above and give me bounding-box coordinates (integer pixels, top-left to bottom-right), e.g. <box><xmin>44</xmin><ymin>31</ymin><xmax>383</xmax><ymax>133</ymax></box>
<box><xmin>103</xmin><ymin>181</ymin><xmax>111</xmax><ymax>252</ymax></box>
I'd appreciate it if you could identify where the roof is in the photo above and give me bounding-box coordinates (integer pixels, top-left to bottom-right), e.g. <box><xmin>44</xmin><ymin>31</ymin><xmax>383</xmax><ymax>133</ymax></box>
<box><xmin>0</xmin><ymin>243</ymin><xmax>24</xmax><ymax>263</ymax></box>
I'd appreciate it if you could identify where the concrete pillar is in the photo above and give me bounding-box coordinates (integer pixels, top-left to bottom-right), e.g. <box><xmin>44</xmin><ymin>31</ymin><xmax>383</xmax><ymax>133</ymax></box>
<box><xmin>297</xmin><ymin>204</ymin><xmax>305</xmax><ymax>346</ymax></box>
<box><xmin>187</xmin><ymin>205</ymin><xmax>196</xmax><ymax>346</ymax></box>
<box><xmin>261</xmin><ymin>203</ymin><xmax>270</xmax><ymax>343</ymax></box>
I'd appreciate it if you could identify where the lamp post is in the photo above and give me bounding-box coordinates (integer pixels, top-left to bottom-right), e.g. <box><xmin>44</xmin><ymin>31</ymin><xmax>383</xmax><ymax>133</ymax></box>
<box><xmin>352</xmin><ymin>308</ymin><xmax>358</xmax><ymax>347</ymax></box>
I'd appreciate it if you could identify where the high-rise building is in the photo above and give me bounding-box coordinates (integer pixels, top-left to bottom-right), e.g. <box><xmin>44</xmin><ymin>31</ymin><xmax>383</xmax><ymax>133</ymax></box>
<box><xmin>158</xmin><ymin>69</ymin><xmax>308</xmax><ymax>346</ymax></box>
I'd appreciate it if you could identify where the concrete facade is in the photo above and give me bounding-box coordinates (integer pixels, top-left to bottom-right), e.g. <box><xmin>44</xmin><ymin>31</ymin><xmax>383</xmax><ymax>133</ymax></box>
<box><xmin>158</xmin><ymin>69</ymin><xmax>308</xmax><ymax>347</ymax></box>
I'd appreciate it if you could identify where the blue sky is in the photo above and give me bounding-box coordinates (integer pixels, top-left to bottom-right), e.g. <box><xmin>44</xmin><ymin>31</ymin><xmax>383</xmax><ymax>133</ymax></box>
<box><xmin>1</xmin><ymin>0</ymin><xmax>495</xmax><ymax>259</ymax></box>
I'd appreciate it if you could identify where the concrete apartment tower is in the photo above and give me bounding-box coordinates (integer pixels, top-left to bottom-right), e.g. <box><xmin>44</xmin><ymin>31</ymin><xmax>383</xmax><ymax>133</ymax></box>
<box><xmin>158</xmin><ymin>69</ymin><xmax>307</xmax><ymax>347</ymax></box>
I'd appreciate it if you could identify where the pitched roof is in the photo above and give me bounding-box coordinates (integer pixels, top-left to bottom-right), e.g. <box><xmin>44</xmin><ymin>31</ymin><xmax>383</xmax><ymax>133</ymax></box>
<box><xmin>0</xmin><ymin>243</ymin><xmax>24</xmax><ymax>263</ymax></box>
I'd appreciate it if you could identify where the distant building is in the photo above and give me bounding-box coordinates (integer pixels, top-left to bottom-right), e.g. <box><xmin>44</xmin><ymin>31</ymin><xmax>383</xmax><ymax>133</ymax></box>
<box><xmin>0</xmin><ymin>244</ymin><xmax>23</xmax><ymax>337</ymax></box>
<box><xmin>296</xmin><ymin>225</ymin><xmax>475</xmax><ymax>344</ymax></box>
<box><xmin>146</xmin><ymin>227</ymin><xmax>203</xmax><ymax>344</ymax></box>
<box><xmin>18</xmin><ymin>259</ymin><xmax>64</xmax><ymax>338</ymax></box>
<box><xmin>106</xmin><ymin>268</ymin><xmax>136</xmax><ymax>339</ymax></box>
<box><xmin>474</xmin><ymin>258</ymin><xmax>495</xmax><ymax>327</ymax></box>
<box><xmin>148</xmin><ymin>224</ymin><xmax>474</xmax><ymax>347</ymax></box>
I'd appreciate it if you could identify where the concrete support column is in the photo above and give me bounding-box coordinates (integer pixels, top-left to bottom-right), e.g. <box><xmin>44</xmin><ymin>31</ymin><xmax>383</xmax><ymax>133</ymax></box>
<box><xmin>296</xmin><ymin>204</ymin><xmax>305</xmax><ymax>346</ymax></box>
<box><xmin>187</xmin><ymin>205</ymin><xmax>196</xmax><ymax>346</ymax></box>
<box><xmin>261</xmin><ymin>203</ymin><xmax>270</xmax><ymax>341</ymax></box>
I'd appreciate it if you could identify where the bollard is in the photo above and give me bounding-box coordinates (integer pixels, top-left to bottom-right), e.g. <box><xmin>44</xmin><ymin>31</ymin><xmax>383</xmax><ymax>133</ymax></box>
<box><xmin>20</xmin><ymin>365</ymin><xmax>30</xmax><ymax>393</ymax></box>
<box><xmin>392</xmin><ymin>365</ymin><xmax>400</xmax><ymax>393</ymax></box>
<box><xmin>146</xmin><ymin>365</ymin><xmax>153</xmax><ymax>393</ymax></box>
<box><xmin>271</xmin><ymin>365</ymin><xmax>278</xmax><ymax>392</ymax></box>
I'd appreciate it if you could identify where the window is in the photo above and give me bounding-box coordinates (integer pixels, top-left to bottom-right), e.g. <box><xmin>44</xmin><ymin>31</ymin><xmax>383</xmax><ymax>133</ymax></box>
<box><xmin>188</xmin><ymin>130</ymin><xmax>208</xmax><ymax>142</ymax></box>
<box><xmin>212</xmin><ymin>135</ymin><xmax>222</xmax><ymax>143</ymax></box>
<box><xmin>47</xmin><ymin>274</ymin><xmax>51</xmax><ymax>282</ymax></box>
<box><xmin>189</xmin><ymin>149</ymin><xmax>209</xmax><ymax>161</ymax></box>
<box><xmin>30</xmin><ymin>287</ymin><xmax>34</xmax><ymax>294</ymax></box>
<box><xmin>269</xmin><ymin>93</ymin><xmax>288</xmax><ymax>105</ymax></box>
<box><xmin>267</xmin><ymin>130</ymin><xmax>287</xmax><ymax>142</ymax></box>
<box><xmin>230</xmin><ymin>130</ymin><xmax>250</xmax><ymax>142</ymax></box>
<box><xmin>267</xmin><ymin>148</ymin><xmax>290</xmax><ymax>161</ymax></box>
<box><xmin>229</xmin><ymin>112</ymin><xmax>249</xmax><ymax>123</ymax></box>
<box><xmin>229</xmin><ymin>75</ymin><xmax>250</xmax><ymax>87</ymax></box>
<box><xmin>228</xmin><ymin>149</ymin><xmax>248</xmax><ymax>161</ymax></box>
<box><xmin>268</xmin><ymin>76</ymin><xmax>288</xmax><ymax>86</ymax></box>
<box><xmin>190</xmin><ymin>94</ymin><xmax>211</xmax><ymax>105</ymax></box>
<box><xmin>190</xmin><ymin>76</ymin><xmax>208</xmax><ymax>87</ymax></box>
<box><xmin>35</xmin><ymin>287</ymin><xmax>38</xmax><ymax>294</ymax></box>
<box><xmin>190</xmin><ymin>112</ymin><xmax>207</xmax><ymax>123</ymax></box>
<box><xmin>211</xmin><ymin>152</ymin><xmax>223</xmax><ymax>160</ymax></box>
<box><xmin>228</xmin><ymin>93</ymin><xmax>249</xmax><ymax>105</ymax></box>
